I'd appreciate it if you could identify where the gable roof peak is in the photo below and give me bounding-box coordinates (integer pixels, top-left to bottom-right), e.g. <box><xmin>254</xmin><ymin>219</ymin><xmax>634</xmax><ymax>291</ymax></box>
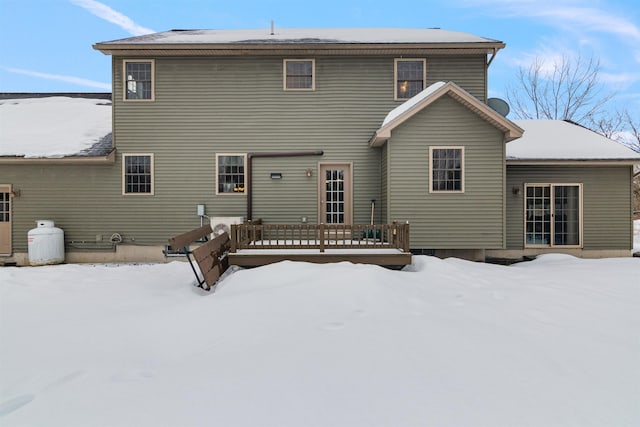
<box><xmin>370</xmin><ymin>81</ymin><xmax>523</xmax><ymax>146</ymax></box>
<box><xmin>381</xmin><ymin>81</ymin><xmax>449</xmax><ymax>127</ymax></box>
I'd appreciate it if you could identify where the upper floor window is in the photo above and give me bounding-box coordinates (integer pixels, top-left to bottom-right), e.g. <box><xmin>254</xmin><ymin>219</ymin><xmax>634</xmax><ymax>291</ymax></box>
<box><xmin>284</xmin><ymin>59</ymin><xmax>315</xmax><ymax>91</ymax></box>
<box><xmin>216</xmin><ymin>154</ymin><xmax>246</xmax><ymax>195</ymax></box>
<box><xmin>124</xmin><ymin>60</ymin><xmax>154</xmax><ymax>101</ymax></box>
<box><xmin>123</xmin><ymin>153</ymin><xmax>154</xmax><ymax>195</ymax></box>
<box><xmin>395</xmin><ymin>58</ymin><xmax>426</xmax><ymax>100</ymax></box>
<box><xmin>430</xmin><ymin>147</ymin><xmax>464</xmax><ymax>193</ymax></box>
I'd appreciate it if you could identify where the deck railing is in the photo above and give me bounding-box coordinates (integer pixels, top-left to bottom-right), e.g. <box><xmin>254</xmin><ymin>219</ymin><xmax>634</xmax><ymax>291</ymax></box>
<box><xmin>230</xmin><ymin>223</ymin><xmax>410</xmax><ymax>253</ymax></box>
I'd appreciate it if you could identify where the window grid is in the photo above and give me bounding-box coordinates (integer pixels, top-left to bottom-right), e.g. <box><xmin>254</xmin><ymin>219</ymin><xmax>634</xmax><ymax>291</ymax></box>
<box><xmin>525</xmin><ymin>186</ymin><xmax>550</xmax><ymax>245</ymax></box>
<box><xmin>125</xmin><ymin>61</ymin><xmax>153</xmax><ymax>100</ymax></box>
<box><xmin>124</xmin><ymin>155</ymin><xmax>152</xmax><ymax>194</ymax></box>
<box><xmin>431</xmin><ymin>148</ymin><xmax>463</xmax><ymax>192</ymax></box>
<box><xmin>284</xmin><ymin>60</ymin><xmax>314</xmax><ymax>90</ymax></box>
<box><xmin>396</xmin><ymin>60</ymin><xmax>425</xmax><ymax>99</ymax></box>
<box><xmin>325</xmin><ymin>169</ymin><xmax>345</xmax><ymax>224</ymax></box>
<box><xmin>217</xmin><ymin>155</ymin><xmax>245</xmax><ymax>194</ymax></box>
<box><xmin>0</xmin><ymin>192</ymin><xmax>9</xmax><ymax>222</ymax></box>
<box><xmin>525</xmin><ymin>184</ymin><xmax>581</xmax><ymax>247</ymax></box>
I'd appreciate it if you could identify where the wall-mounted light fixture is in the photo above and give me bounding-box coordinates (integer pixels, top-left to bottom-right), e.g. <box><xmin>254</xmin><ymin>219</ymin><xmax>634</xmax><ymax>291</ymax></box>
<box><xmin>10</xmin><ymin>189</ymin><xmax>20</xmax><ymax>197</ymax></box>
<box><xmin>305</xmin><ymin>168</ymin><xmax>313</xmax><ymax>177</ymax></box>
<box><xmin>512</xmin><ymin>186</ymin><xmax>521</xmax><ymax>195</ymax></box>
<box><xmin>270</xmin><ymin>172</ymin><xmax>283</xmax><ymax>179</ymax></box>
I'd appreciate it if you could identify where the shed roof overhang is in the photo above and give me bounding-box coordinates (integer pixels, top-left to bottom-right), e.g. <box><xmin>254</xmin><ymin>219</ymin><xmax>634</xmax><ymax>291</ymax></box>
<box><xmin>0</xmin><ymin>149</ymin><xmax>116</xmax><ymax>165</ymax></box>
<box><xmin>369</xmin><ymin>81</ymin><xmax>524</xmax><ymax>147</ymax></box>
<box><xmin>506</xmin><ymin>158</ymin><xmax>640</xmax><ymax>166</ymax></box>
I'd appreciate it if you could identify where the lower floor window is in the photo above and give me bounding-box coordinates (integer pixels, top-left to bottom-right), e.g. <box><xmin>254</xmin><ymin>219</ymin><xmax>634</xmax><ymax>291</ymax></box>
<box><xmin>123</xmin><ymin>154</ymin><xmax>153</xmax><ymax>195</ymax></box>
<box><xmin>430</xmin><ymin>147</ymin><xmax>464</xmax><ymax>192</ymax></box>
<box><xmin>525</xmin><ymin>184</ymin><xmax>581</xmax><ymax>247</ymax></box>
<box><xmin>217</xmin><ymin>154</ymin><xmax>246</xmax><ymax>194</ymax></box>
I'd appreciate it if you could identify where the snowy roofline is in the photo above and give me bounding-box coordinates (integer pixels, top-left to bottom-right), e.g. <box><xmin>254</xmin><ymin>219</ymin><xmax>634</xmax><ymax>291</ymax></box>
<box><xmin>0</xmin><ymin>92</ymin><xmax>111</xmax><ymax>100</ymax></box>
<box><xmin>507</xmin><ymin>120</ymin><xmax>640</xmax><ymax>161</ymax></box>
<box><xmin>0</xmin><ymin>96</ymin><xmax>113</xmax><ymax>159</ymax></box>
<box><xmin>3</xmin><ymin>94</ymin><xmax>636</xmax><ymax>163</ymax></box>
<box><xmin>381</xmin><ymin>82</ymin><xmax>448</xmax><ymax>127</ymax></box>
<box><xmin>96</xmin><ymin>27</ymin><xmax>503</xmax><ymax>46</ymax></box>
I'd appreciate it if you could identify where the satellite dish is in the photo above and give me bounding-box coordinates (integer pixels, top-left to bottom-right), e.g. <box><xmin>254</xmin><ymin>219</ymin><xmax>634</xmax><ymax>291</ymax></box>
<box><xmin>488</xmin><ymin>98</ymin><xmax>510</xmax><ymax>117</ymax></box>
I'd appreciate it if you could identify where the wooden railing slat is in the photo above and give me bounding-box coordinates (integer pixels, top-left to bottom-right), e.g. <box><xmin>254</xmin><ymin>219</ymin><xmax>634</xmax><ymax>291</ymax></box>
<box><xmin>229</xmin><ymin>223</ymin><xmax>409</xmax><ymax>253</ymax></box>
<box><xmin>169</xmin><ymin>224</ymin><xmax>213</xmax><ymax>250</ymax></box>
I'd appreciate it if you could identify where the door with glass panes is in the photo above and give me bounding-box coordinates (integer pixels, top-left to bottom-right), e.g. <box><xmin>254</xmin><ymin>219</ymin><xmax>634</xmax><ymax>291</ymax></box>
<box><xmin>525</xmin><ymin>184</ymin><xmax>582</xmax><ymax>247</ymax></box>
<box><xmin>319</xmin><ymin>163</ymin><xmax>352</xmax><ymax>225</ymax></box>
<box><xmin>0</xmin><ymin>185</ymin><xmax>11</xmax><ymax>255</ymax></box>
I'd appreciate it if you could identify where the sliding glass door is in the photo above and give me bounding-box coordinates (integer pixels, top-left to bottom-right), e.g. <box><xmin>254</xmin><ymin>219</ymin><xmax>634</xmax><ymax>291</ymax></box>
<box><xmin>525</xmin><ymin>184</ymin><xmax>582</xmax><ymax>247</ymax></box>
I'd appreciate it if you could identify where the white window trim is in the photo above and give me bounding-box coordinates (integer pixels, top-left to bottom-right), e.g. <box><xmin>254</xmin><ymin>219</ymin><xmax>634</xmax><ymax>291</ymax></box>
<box><xmin>123</xmin><ymin>59</ymin><xmax>155</xmax><ymax>102</ymax></box>
<box><xmin>216</xmin><ymin>153</ymin><xmax>247</xmax><ymax>196</ymax></box>
<box><xmin>283</xmin><ymin>59</ymin><xmax>316</xmax><ymax>91</ymax></box>
<box><xmin>523</xmin><ymin>183</ymin><xmax>583</xmax><ymax>249</ymax></box>
<box><xmin>394</xmin><ymin>58</ymin><xmax>426</xmax><ymax>101</ymax></box>
<box><xmin>122</xmin><ymin>153</ymin><xmax>154</xmax><ymax>196</ymax></box>
<box><xmin>317</xmin><ymin>161</ymin><xmax>354</xmax><ymax>226</ymax></box>
<box><xmin>429</xmin><ymin>146</ymin><xmax>465</xmax><ymax>193</ymax></box>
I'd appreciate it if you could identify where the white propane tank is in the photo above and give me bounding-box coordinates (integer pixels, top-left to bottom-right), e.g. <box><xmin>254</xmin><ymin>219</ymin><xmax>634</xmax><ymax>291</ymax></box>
<box><xmin>28</xmin><ymin>220</ymin><xmax>65</xmax><ymax>266</ymax></box>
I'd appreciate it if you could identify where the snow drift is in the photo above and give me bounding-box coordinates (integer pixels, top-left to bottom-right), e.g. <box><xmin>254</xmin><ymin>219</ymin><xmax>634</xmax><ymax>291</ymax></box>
<box><xmin>1</xmin><ymin>255</ymin><xmax>638</xmax><ymax>426</ymax></box>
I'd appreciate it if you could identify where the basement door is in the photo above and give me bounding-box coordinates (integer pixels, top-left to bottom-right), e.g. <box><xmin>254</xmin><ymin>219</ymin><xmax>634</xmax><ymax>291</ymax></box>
<box><xmin>0</xmin><ymin>185</ymin><xmax>11</xmax><ymax>255</ymax></box>
<box><xmin>319</xmin><ymin>163</ymin><xmax>352</xmax><ymax>225</ymax></box>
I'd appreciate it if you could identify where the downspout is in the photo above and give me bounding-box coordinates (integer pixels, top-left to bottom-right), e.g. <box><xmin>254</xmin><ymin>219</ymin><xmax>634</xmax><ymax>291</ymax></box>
<box><xmin>486</xmin><ymin>47</ymin><xmax>499</xmax><ymax>103</ymax></box>
<box><xmin>246</xmin><ymin>150</ymin><xmax>324</xmax><ymax>221</ymax></box>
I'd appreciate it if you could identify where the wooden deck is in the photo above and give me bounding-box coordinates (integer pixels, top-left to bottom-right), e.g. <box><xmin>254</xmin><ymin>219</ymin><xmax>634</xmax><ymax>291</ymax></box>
<box><xmin>228</xmin><ymin>223</ymin><xmax>412</xmax><ymax>267</ymax></box>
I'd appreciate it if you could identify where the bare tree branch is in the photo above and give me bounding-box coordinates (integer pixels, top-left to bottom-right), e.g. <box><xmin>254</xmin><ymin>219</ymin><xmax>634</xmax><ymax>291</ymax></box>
<box><xmin>623</xmin><ymin>110</ymin><xmax>640</xmax><ymax>149</ymax></box>
<box><xmin>506</xmin><ymin>54</ymin><xmax>614</xmax><ymax>124</ymax></box>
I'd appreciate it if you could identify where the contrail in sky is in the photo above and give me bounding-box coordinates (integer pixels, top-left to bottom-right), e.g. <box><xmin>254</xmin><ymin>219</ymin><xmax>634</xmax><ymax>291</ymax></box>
<box><xmin>4</xmin><ymin>67</ymin><xmax>111</xmax><ymax>90</ymax></box>
<box><xmin>70</xmin><ymin>0</ymin><xmax>154</xmax><ymax>36</ymax></box>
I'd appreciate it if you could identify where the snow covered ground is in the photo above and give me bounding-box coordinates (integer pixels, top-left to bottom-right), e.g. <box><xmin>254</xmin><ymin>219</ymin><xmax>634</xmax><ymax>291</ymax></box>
<box><xmin>1</xmin><ymin>254</ymin><xmax>639</xmax><ymax>427</ymax></box>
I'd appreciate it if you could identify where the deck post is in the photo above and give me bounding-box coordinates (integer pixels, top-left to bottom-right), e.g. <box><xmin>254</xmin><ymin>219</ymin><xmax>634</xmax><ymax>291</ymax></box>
<box><xmin>391</xmin><ymin>221</ymin><xmax>397</xmax><ymax>248</ymax></box>
<box><xmin>403</xmin><ymin>222</ymin><xmax>410</xmax><ymax>253</ymax></box>
<box><xmin>320</xmin><ymin>223</ymin><xmax>325</xmax><ymax>253</ymax></box>
<box><xmin>230</xmin><ymin>224</ymin><xmax>237</xmax><ymax>253</ymax></box>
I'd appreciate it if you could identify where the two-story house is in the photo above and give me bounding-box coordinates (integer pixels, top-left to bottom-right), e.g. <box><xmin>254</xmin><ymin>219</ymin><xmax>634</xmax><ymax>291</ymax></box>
<box><xmin>1</xmin><ymin>27</ymin><xmax>638</xmax><ymax>265</ymax></box>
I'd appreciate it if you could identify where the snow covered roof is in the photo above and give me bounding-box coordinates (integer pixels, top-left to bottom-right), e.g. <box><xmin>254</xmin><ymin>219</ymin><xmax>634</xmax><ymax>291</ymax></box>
<box><xmin>96</xmin><ymin>27</ymin><xmax>502</xmax><ymax>46</ymax></box>
<box><xmin>370</xmin><ymin>81</ymin><xmax>523</xmax><ymax>146</ymax></box>
<box><xmin>382</xmin><ymin>82</ymin><xmax>448</xmax><ymax>126</ymax></box>
<box><xmin>507</xmin><ymin>120</ymin><xmax>640</xmax><ymax>161</ymax></box>
<box><xmin>0</xmin><ymin>96</ymin><xmax>112</xmax><ymax>159</ymax></box>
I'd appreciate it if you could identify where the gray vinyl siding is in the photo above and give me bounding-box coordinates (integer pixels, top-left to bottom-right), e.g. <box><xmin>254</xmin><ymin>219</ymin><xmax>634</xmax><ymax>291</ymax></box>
<box><xmin>506</xmin><ymin>165</ymin><xmax>634</xmax><ymax>250</ymax></box>
<box><xmin>111</xmin><ymin>55</ymin><xmax>486</xmax><ymax>226</ymax></box>
<box><xmin>387</xmin><ymin>96</ymin><xmax>505</xmax><ymax>249</ymax></box>
<box><xmin>427</xmin><ymin>56</ymin><xmax>487</xmax><ymax>102</ymax></box>
<box><xmin>380</xmin><ymin>144</ymin><xmax>388</xmax><ymax>224</ymax></box>
<box><xmin>3</xmin><ymin>54</ymin><xmax>487</xmax><ymax>252</ymax></box>
<box><xmin>1</xmin><ymin>162</ymin><xmax>192</xmax><ymax>252</ymax></box>
<box><xmin>114</xmin><ymin>56</ymin><xmax>392</xmax><ymax>226</ymax></box>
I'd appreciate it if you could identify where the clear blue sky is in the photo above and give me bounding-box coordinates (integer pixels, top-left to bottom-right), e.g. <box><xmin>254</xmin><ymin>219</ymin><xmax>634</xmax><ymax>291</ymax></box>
<box><xmin>1</xmin><ymin>0</ymin><xmax>638</xmax><ymax>119</ymax></box>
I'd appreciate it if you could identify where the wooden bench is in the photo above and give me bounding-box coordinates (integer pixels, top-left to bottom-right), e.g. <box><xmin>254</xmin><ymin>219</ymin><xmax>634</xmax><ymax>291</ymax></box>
<box><xmin>168</xmin><ymin>224</ymin><xmax>230</xmax><ymax>291</ymax></box>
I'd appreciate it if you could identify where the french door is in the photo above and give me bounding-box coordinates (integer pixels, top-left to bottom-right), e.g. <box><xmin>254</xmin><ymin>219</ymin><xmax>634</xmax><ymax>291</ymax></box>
<box><xmin>0</xmin><ymin>185</ymin><xmax>11</xmax><ymax>255</ymax></box>
<box><xmin>525</xmin><ymin>184</ymin><xmax>582</xmax><ymax>247</ymax></box>
<box><xmin>319</xmin><ymin>163</ymin><xmax>352</xmax><ymax>225</ymax></box>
